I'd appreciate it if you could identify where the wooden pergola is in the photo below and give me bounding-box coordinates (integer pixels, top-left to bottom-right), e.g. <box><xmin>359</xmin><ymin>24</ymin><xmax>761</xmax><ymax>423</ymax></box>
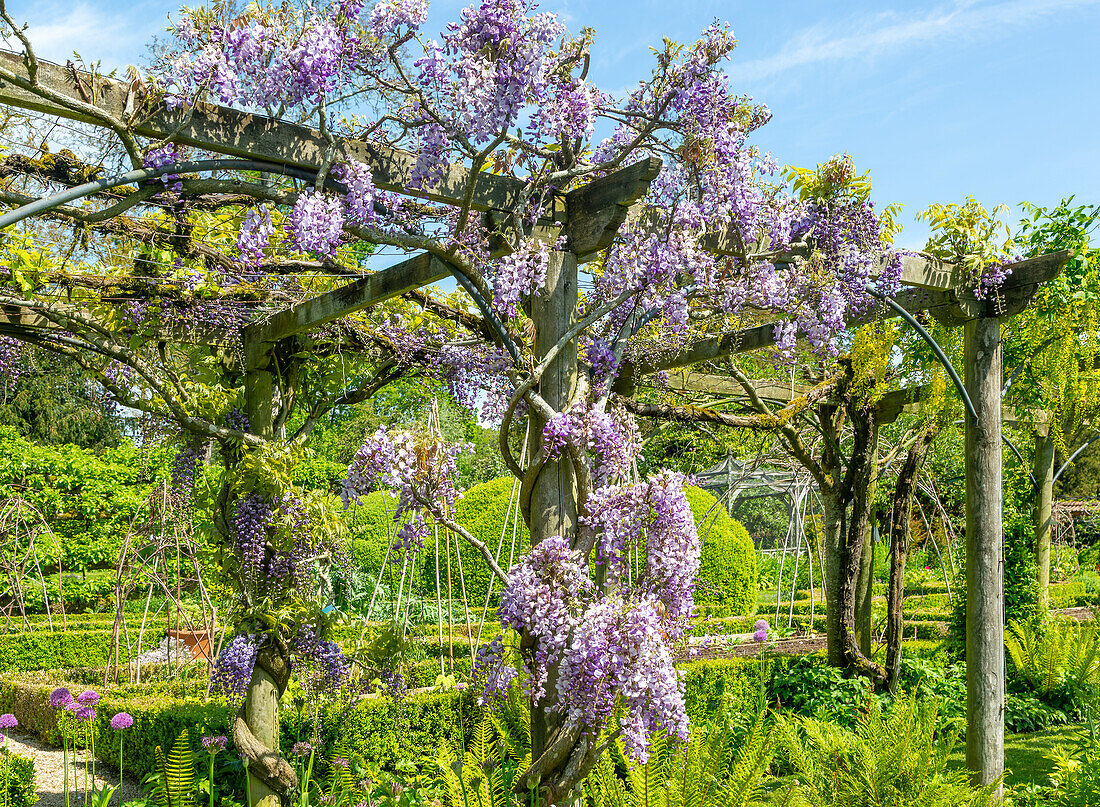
<box><xmin>0</xmin><ymin>51</ymin><xmax>1072</xmax><ymax>793</ymax></box>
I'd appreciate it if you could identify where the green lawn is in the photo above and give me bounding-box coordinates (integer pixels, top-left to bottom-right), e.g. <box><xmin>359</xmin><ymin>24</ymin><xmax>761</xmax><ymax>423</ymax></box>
<box><xmin>948</xmin><ymin>724</ymin><xmax>1079</xmax><ymax>787</ymax></box>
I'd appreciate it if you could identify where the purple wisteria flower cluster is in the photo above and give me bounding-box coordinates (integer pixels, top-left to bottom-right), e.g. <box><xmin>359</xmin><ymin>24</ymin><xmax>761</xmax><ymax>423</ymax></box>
<box><xmin>161</xmin><ymin>3</ymin><xmax>365</xmax><ymax>110</ymax></box>
<box><xmin>290</xmin><ymin>623</ymin><xmax>353</xmax><ymax>697</ymax></box>
<box><xmin>341</xmin><ymin>428</ymin><xmax>473</xmax><ymax>528</ymax></box>
<box><xmin>211</xmin><ymin>633</ymin><xmax>260</xmax><ymax>711</ymax></box>
<box><xmin>542</xmin><ymin>401</ymin><xmax>642</xmax><ymax>486</ymax></box>
<box><xmin>0</xmin><ymin>337</ymin><xmax>24</xmax><ymax>391</ymax></box>
<box><xmin>237</xmin><ymin>207</ymin><xmax>275</xmax><ymax>267</ymax></box>
<box><xmin>484</xmin><ymin>471</ymin><xmax>701</xmax><ymax>764</ymax></box>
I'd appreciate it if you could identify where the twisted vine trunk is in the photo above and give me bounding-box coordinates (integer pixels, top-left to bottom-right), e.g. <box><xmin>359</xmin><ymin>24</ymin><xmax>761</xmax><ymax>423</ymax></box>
<box><xmin>234</xmin><ymin>647</ymin><xmax>297</xmax><ymax>806</ymax></box>
<box><xmin>238</xmin><ymin>360</ymin><xmax>294</xmax><ymax>807</ymax></box>
<box><xmin>885</xmin><ymin>426</ymin><xmax>937</xmax><ymax>693</ymax></box>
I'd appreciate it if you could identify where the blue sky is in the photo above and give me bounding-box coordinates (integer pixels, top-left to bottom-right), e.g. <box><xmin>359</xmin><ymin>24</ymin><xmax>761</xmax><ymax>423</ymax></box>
<box><xmin>5</xmin><ymin>0</ymin><xmax>1099</xmax><ymax>249</ymax></box>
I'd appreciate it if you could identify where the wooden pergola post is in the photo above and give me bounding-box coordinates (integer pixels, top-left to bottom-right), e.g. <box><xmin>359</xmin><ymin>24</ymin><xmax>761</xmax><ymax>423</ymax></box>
<box><xmin>964</xmin><ymin>315</ymin><xmax>1005</xmax><ymax>796</ymax></box>
<box><xmin>1034</xmin><ymin>423</ymin><xmax>1055</xmax><ymax>610</ymax></box>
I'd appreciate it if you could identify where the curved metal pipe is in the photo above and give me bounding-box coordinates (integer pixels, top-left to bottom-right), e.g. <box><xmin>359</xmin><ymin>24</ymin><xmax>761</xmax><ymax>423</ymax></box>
<box><xmin>451</xmin><ymin>270</ymin><xmax>523</xmax><ymax>366</ymax></box>
<box><xmin>0</xmin><ymin>159</ymin><xmax>325</xmax><ymax>229</ymax></box>
<box><xmin>1054</xmin><ymin>432</ymin><xmax>1100</xmax><ymax>484</ymax></box>
<box><xmin>865</xmin><ymin>285</ymin><xmax>978</xmax><ymax>424</ymax></box>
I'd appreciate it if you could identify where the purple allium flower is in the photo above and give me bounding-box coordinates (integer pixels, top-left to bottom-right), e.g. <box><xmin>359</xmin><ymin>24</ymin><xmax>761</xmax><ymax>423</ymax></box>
<box><xmin>202</xmin><ymin>735</ymin><xmax>228</xmax><ymax>753</ymax></box>
<box><xmin>74</xmin><ymin>707</ymin><xmax>95</xmax><ymax>722</ymax></box>
<box><xmin>77</xmin><ymin>690</ymin><xmax>100</xmax><ymax>707</ymax></box>
<box><xmin>331</xmin><ymin>756</ymin><xmax>349</xmax><ymax>769</ymax></box>
<box><xmin>50</xmin><ymin>688</ymin><xmax>73</xmax><ymax>708</ymax></box>
<box><xmin>0</xmin><ymin>714</ymin><xmax>16</xmax><ymax>729</ymax></box>
<box><xmin>110</xmin><ymin>713</ymin><xmax>133</xmax><ymax>730</ymax></box>
<box><xmin>291</xmin><ymin>741</ymin><xmax>312</xmax><ymax>759</ymax></box>
<box><xmin>753</xmin><ymin>618</ymin><xmax>769</xmax><ymax>642</ymax></box>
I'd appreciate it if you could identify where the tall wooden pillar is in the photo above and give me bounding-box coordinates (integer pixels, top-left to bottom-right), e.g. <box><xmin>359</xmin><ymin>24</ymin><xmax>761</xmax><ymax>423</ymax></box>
<box><xmin>856</xmin><ymin>518</ymin><xmax>877</xmax><ymax>657</ymax></box>
<box><xmin>1034</xmin><ymin>426</ymin><xmax>1055</xmax><ymax>610</ymax></box>
<box><xmin>964</xmin><ymin>316</ymin><xmax>1004</xmax><ymax>797</ymax></box>
<box><xmin>526</xmin><ymin>248</ymin><xmax>579</xmax><ymax>547</ymax></box>
<box><xmin>526</xmin><ymin>247</ymin><xmax>579</xmax><ymax>762</ymax></box>
<box><xmin>243</xmin><ymin>351</ymin><xmax>279</xmax><ymax>807</ymax></box>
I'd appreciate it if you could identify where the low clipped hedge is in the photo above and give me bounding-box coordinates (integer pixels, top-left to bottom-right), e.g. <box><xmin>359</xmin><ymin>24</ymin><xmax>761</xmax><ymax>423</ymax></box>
<box><xmin>0</xmin><ymin>626</ymin><xmax>169</xmax><ymax>673</ymax></box>
<box><xmin>0</xmin><ymin>749</ymin><xmax>36</xmax><ymax>807</ymax></box>
<box><xmin>0</xmin><ymin>650</ymin><xmax>798</xmax><ymax>782</ymax></box>
<box><xmin>281</xmin><ymin>691</ymin><xmax>471</xmax><ymax>770</ymax></box>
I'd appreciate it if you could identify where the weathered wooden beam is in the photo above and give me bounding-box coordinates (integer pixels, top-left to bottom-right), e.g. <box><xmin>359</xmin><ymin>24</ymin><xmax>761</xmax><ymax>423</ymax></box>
<box><xmin>632</xmin><ymin>251</ymin><xmax>1068</xmax><ymax>378</ymax></box>
<box><xmin>702</xmin><ymin>228</ymin><xmax>956</xmax><ymax>289</ymax></box>
<box><xmin>628</xmin><ymin>286</ymin><xmax>950</xmax><ymax>379</ymax></box>
<box><xmin>242</xmin><ymin>253</ymin><xmax>449</xmax><ymax>347</ymax></box>
<box><xmin>0</xmin><ymin>51</ymin><xmax>526</xmax><ymax>212</ymax></box>
<box><xmin>563</xmin><ymin>157</ymin><xmax>663</xmax><ymax>261</ymax></box>
<box><xmin>0</xmin><ymin>300</ymin><xmax>237</xmax><ymax>348</ymax></box>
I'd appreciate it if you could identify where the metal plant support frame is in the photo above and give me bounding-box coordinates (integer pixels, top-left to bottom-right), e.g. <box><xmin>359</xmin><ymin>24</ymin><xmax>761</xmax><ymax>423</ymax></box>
<box><xmin>0</xmin><ymin>159</ymin><xmax>331</xmax><ymax>228</ymax></box>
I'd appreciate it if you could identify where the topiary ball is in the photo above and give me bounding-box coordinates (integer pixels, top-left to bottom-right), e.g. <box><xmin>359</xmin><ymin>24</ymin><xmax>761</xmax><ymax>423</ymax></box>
<box><xmin>687</xmin><ymin>486</ymin><xmax>757</xmax><ymax>614</ymax></box>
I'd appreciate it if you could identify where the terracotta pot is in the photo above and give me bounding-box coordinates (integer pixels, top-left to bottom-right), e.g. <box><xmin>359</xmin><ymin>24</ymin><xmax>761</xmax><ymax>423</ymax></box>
<box><xmin>169</xmin><ymin>629</ymin><xmax>213</xmax><ymax>661</ymax></box>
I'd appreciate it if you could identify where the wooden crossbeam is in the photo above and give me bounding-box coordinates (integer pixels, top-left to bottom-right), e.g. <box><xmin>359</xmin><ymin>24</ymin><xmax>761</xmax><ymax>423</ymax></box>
<box><xmin>0</xmin><ymin>52</ymin><xmax>526</xmax><ymax>213</ymax></box>
<box><xmin>242</xmin><ymin>252</ymin><xmax>449</xmax><ymax>347</ymax></box>
<box><xmin>0</xmin><ymin>301</ymin><xmax>238</xmax><ymax>348</ymax></box>
<box><xmin>629</xmin><ymin>250</ymin><xmax>1069</xmax><ymax>379</ymax></box>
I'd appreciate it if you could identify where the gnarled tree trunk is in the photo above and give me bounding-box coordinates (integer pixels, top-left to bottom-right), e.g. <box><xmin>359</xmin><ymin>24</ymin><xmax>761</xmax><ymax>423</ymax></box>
<box><xmin>885</xmin><ymin>426</ymin><xmax>938</xmax><ymax>692</ymax></box>
<box><xmin>833</xmin><ymin>401</ymin><xmax>886</xmax><ymax>684</ymax></box>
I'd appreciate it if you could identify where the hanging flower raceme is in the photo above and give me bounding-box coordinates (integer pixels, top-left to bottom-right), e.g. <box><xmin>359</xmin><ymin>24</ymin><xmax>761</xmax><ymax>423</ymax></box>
<box><xmin>211</xmin><ymin>633</ymin><xmax>261</xmax><ymax>711</ymax></box>
<box><xmin>541</xmin><ymin>401</ymin><xmax>643</xmax><ymax>486</ymax></box>
<box><xmin>290</xmin><ymin>624</ymin><xmax>354</xmax><ymax>698</ymax></box>
<box><xmin>287</xmin><ymin>191</ymin><xmax>346</xmax><ymax>258</ymax></box>
<box><xmin>341</xmin><ymin>428</ymin><xmax>473</xmax><ymax>520</ymax></box>
<box><xmin>237</xmin><ymin>207</ymin><xmax>275</xmax><ymax>267</ymax></box>
<box><xmin>492</xmin><ymin>238</ymin><xmax>549</xmax><ymax>317</ymax></box>
<box><xmin>479</xmin><ymin>472</ymin><xmax>700</xmax><ymax>763</ymax></box>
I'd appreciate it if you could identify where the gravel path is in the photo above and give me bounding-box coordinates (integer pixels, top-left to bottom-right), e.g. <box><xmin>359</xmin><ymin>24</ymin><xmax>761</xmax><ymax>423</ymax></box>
<box><xmin>4</xmin><ymin>730</ymin><xmax>141</xmax><ymax>807</ymax></box>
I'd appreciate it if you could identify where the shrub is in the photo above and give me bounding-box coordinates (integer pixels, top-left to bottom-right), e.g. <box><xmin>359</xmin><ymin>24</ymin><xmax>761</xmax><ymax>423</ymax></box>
<box><xmin>691</xmin><ymin>486</ymin><xmax>757</xmax><ymax>613</ymax></box>
<box><xmin>769</xmin><ymin>656</ymin><xmax>878</xmax><ymax>727</ymax></box>
<box><xmin>775</xmin><ymin>694</ymin><xmax>998</xmax><ymax>807</ymax></box>
<box><xmin>0</xmin><ymin>628</ymin><xmax>131</xmax><ymax>672</ymax></box>
<box><xmin>420</xmin><ymin>476</ymin><xmax>529</xmax><ymax>609</ymax></box>
<box><xmin>0</xmin><ymin>426</ymin><xmax>155</xmax><ymax>583</ymax></box>
<box><xmin>1047</xmin><ymin>711</ymin><xmax>1100</xmax><ymax>807</ymax></box>
<box><xmin>0</xmin><ymin>748</ymin><xmax>37</xmax><ymax>807</ymax></box>
<box><xmin>952</xmin><ymin>520</ymin><xmax>1040</xmax><ymax>640</ymax></box>
<box><xmin>1005</xmin><ymin>618</ymin><xmax>1100</xmax><ymax>712</ymax></box>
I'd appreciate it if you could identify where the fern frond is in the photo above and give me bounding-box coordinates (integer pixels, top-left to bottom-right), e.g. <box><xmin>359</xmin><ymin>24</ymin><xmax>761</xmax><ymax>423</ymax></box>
<box><xmin>163</xmin><ymin>730</ymin><xmax>194</xmax><ymax>807</ymax></box>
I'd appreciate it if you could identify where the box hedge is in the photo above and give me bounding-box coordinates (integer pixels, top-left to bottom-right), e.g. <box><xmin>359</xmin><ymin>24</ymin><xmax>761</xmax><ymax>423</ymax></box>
<box><xmin>689</xmin><ymin>487</ymin><xmax>757</xmax><ymax>614</ymax></box>
<box><xmin>0</xmin><ymin>627</ymin><xmax>169</xmax><ymax>673</ymax></box>
<box><xmin>0</xmin><ymin>650</ymin><xmax>794</xmax><ymax>781</ymax></box>
<box><xmin>0</xmin><ymin>748</ymin><xmax>36</xmax><ymax>807</ymax></box>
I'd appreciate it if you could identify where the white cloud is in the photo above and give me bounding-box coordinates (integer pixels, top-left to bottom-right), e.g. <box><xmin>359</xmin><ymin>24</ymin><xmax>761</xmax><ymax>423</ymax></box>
<box><xmin>2</xmin><ymin>2</ymin><xmax>168</xmax><ymax>70</ymax></box>
<box><xmin>735</xmin><ymin>0</ymin><xmax>1100</xmax><ymax>83</ymax></box>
